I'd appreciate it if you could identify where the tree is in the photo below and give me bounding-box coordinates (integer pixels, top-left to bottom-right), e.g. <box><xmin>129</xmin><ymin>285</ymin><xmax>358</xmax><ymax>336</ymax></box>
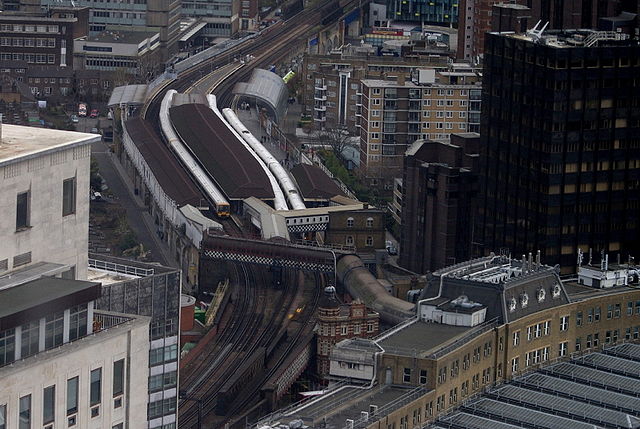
<box><xmin>314</xmin><ymin>126</ymin><xmax>354</xmax><ymax>163</ymax></box>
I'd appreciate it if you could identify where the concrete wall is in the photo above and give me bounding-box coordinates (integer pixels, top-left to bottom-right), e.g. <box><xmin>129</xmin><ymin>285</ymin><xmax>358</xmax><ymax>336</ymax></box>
<box><xmin>0</xmin><ymin>315</ymin><xmax>149</xmax><ymax>429</ymax></box>
<box><xmin>0</xmin><ymin>139</ymin><xmax>93</xmax><ymax>279</ymax></box>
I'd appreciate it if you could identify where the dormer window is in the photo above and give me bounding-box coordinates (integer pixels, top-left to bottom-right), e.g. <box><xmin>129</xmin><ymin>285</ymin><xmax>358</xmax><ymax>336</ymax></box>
<box><xmin>520</xmin><ymin>293</ymin><xmax>529</xmax><ymax>308</ymax></box>
<box><xmin>552</xmin><ymin>284</ymin><xmax>561</xmax><ymax>298</ymax></box>
<box><xmin>508</xmin><ymin>297</ymin><xmax>517</xmax><ymax>312</ymax></box>
<box><xmin>537</xmin><ymin>288</ymin><xmax>546</xmax><ymax>303</ymax></box>
<box><xmin>347</xmin><ymin>217</ymin><xmax>354</xmax><ymax>228</ymax></box>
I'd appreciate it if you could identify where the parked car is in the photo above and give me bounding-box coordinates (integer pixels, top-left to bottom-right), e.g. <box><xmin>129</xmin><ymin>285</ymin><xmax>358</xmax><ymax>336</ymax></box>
<box><xmin>90</xmin><ymin>109</ymin><xmax>99</xmax><ymax>118</ymax></box>
<box><xmin>78</xmin><ymin>103</ymin><xmax>87</xmax><ymax>117</ymax></box>
<box><xmin>70</xmin><ymin>114</ymin><xmax>79</xmax><ymax>123</ymax></box>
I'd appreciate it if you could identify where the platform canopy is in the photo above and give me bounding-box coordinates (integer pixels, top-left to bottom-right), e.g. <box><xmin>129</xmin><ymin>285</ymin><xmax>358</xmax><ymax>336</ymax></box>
<box><xmin>107</xmin><ymin>84</ymin><xmax>148</xmax><ymax>107</ymax></box>
<box><xmin>233</xmin><ymin>68</ymin><xmax>288</xmax><ymax>122</ymax></box>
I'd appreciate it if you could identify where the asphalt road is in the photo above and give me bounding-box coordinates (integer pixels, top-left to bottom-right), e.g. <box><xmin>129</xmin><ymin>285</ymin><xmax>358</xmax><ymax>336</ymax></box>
<box><xmin>91</xmin><ymin>138</ymin><xmax>175</xmax><ymax>268</ymax></box>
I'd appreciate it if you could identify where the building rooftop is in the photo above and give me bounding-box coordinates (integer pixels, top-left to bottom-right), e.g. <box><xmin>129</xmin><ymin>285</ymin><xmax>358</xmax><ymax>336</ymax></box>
<box><xmin>124</xmin><ymin>117</ymin><xmax>204</xmax><ymax>207</ymax></box>
<box><xmin>497</xmin><ymin>28</ymin><xmax>636</xmax><ymax>48</ymax></box>
<box><xmin>0</xmin><ymin>277</ymin><xmax>100</xmax><ymax>329</ymax></box>
<box><xmin>169</xmin><ymin>103</ymin><xmax>275</xmax><ymax>200</ymax></box>
<box><xmin>361</xmin><ymin>79</ymin><xmax>417</xmax><ymax>88</ymax></box>
<box><xmin>233</xmin><ymin>68</ymin><xmax>289</xmax><ymax>122</ymax></box>
<box><xmin>378</xmin><ymin>319</ymin><xmax>472</xmax><ymax>358</ymax></box>
<box><xmin>0</xmin><ymin>124</ymin><xmax>99</xmax><ymax>167</ymax></box>
<box><xmin>89</xmin><ymin>30</ymin><xmax>158</xmax><ymax>44</ymax></box>
<box><xmin>290</xmin><ymin>163</ymin><xmax>346</xmax><ymax>201</ymax></box>
<box><xmin>428</xmin><ymin>343</ymin><xmax>640</xmax><ymax>429</ymax></box>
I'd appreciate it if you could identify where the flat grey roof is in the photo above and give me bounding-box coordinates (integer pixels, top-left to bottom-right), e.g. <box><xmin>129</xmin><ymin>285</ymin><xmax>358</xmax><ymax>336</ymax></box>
<box><xmin>0</xmin><ymin>277</ymin><xmax>101</xmax><ymax>330</ymax></box>
<box><xmin>0</xmin><ymin>124</ymin><xmax>98</xmax><ymax>167</ymax></box>
<box><xmin>378</xmin><ymin>321</ymin><xmax>470</xmax><ymax>358</ymax></box>
<box><xmin>0</xmin><ymin>262</ymin><xmax>69</xmax><ymax>291</ymax></box>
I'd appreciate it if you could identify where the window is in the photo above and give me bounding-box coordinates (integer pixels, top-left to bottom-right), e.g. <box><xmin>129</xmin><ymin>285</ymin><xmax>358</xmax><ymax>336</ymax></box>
<box><xmin>113</xmin><ymin>359</ymin><xmax>125</xmax><ymax>396</ymax></box>
<box><xmin>69</xmin><ymin>304</ymin><xmax>88</xmax><ymax>340</ymax></box>
<box><xmin>403</xmin><ymin>367</ymin><xmax>411</xmax><ymax>383</ymax></box>
<box><xmin>45</xmin><ymin>311</ymin><xmax>64</xmax><ymax>348</ymax></box>
<box><xmin>150</xmin><ymin>347</ymin><xmax>164</xmax><ymax>365</ymax></box>
<box><xmin>594</xmin><ymin>306</ymin><xmax>601</xmax><ymax>321</ymax></box>
<box><xmin>16</xmin><ymin>191</ymin><xmax>30</xmax><ymax>229</ymax></box>
<box><xmin>628</xmin><ymin>302</ymin><xmax>633</xmax><ymax>316</ymax></box>
<box><xmin>19</xmin><ymin>395</ymin><xmax>30</xmax><ymax>429</ymax></box>
<box><xmin>588</xmin><ymin>308</ymin><xmax>593</xmax><ymax>323</ymax></box>
<box><xmin>366</xmin><ymin>217</ymin><xmax>374</xmax><ymax>228</ymax></box>
<box><xmin>419</xmin><ymin>369</ymin><xmax>427</xmax><ymax>384</ymax></box>
<box><xmin>513</xmin><ymin>331</ymin><xmax>520</xmax><ymax>346</ymax></box>
<box><xmin>0</xmin><ymin>329</ymin><xmax>15</xmax><ymax>366</ymax></box>
<box><xmin>593</xmin><ymin>333</ymin><xmax>599</xmax><ymax>347</ymax></box>
<box><xmin>90</xmin><ymin>368</ymin><xmax>102</xmax><ymax>406</ymax></box>
<box><xmin>577</xmin><ymin>311</ymin><xmax>583</xmax><ymax>326</ymax></box>
<box><xmin>575</xmin><ymin>337</ymin><xmax>581</xmax><ymax>351</ymax></box>
<box><xmin>607</xmin><ymin>304</ymin><xmax>613</xmax><ymax>319</ymax></box>
<box><xmin>614</xmin><ymin>303</ymin><xmax>621</xmax><ymax>318</ymax></box>
<box><xmin>365</xmin><ymin>236</ymin><xmax>373</xmax><ymax>246</ymax></box>
<box><xmin>543</xmin><ymin>321</ymin><xmax>550</xmax><ymax>335</ymax></box>
<box><xmin>63</xmin><ymin>177</ymin><xmax>76</xmax><ymax>216</ymax></box>
<box><xmin>113</xmin><ymin>424</ymin><xmax>124</xmax><ymax>429</ymax></box>
<box><xmin>43</xmin><ymin>385</ymin><xmax>55</xmax><ymax>424</ymax></box>
<box><xmin>346</xmin><ymin>236</ymin><xmax>354</xmax><ymax>246</ymax></box>
<box><xmin>560</xmin><ymin>316</ymin><xmax>569</xmax><ymax>331</ymax></box>
<box><xmin>164</xmin><ymin>344</ymin><xmax>177</xmax><ymax>362</ymax></box>
<box><xmin>346</xmin><ymin>217</ymin><xmax>354</xmax><ymax>228</ymax></box>
<box><xmin>559</xmin><ymin>342</ymin><xmax>568</xmax><ymax>357</ymax></box>
<box><xmin>67</xmin><ymin>377</ymin><xmax>78</xmax><ymax>415</ymax></box>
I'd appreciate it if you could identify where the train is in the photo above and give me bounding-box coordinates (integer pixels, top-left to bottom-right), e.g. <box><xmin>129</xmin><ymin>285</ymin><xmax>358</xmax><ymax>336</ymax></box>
<box><xmin>159</xmin><ymin>90</ymin><xmax>231</xmax><ymax>217</ymax></box>
<box><xmin>223</xmin><ymin>108</ymin><xmax>306</xmax><ymax>211</ymax></box>
<box><xmin>213</xmin><ymin>105</ymin><xmax>289</xmax><ymax>211</ymax></box>
<box><xmin>282</xmin><ymin>70</ymin><xmax>296</xmax><ymax>84</ymax></box>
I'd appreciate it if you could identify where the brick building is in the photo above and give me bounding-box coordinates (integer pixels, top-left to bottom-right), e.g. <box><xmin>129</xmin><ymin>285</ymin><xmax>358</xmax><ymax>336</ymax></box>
<box><xmin>399</xmin><ymin>134</ymin><xmax>480</xmax><ymax>274</ymax></box>
<box><xmin>325</xmin><ymin>208</ymin><xmax>386</xmax><ymax>252</ymax></box>
<box><xmin>316</xmin><ymin>286</ymin><xmax>379</xmax><ymax>376</ymax></box>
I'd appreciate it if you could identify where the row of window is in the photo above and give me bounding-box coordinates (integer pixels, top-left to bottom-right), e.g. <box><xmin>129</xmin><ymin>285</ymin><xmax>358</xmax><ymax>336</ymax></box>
<box><xmin>0</xmin><ymin>24</ymin><xmax>60</xmax><ymax>33</ymax></box>
<box><xmin>0</xmin><ymin>37</ymin><xmax>57</xmax><ymax>47</ymax></box>
<box><xmin>0</xmin><ymin>360</ymin><xmax>124</xmax><ymax>429</ymax></box>
<box><xmin>0</xmin><ymin>52</ymin><xmax>55</xmax><ymax>63</ymax></box>
<box><xmin>15</xmin><ymin>177</ymin><xmax>76</xmax><ymax>231</ymax></box>
<box><xmin>0</xmin><ymin>305</ymin><xmax>87</xmax><ymax>367</ymax></box>
<box><xmin>344</xmin><ymin>235</ymin><xmax>375</xmax><ymax>247</ymax></box>
<box><xmin>319</xmin><ymin>322</ymin><xmax>376</xmax><ymax>337</ymax></box>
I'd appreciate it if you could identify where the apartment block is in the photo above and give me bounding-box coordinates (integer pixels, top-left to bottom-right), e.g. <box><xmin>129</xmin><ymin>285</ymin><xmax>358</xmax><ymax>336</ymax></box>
<box><xmin>477</xmin><ymin>29</ymin><xmax>640</xmax><ymax>273</ymax></box>
<box><xmin>358</xmin><ymin>67</ymin><xmax>481</xmax><ymax>189</ymax></box>
<box><xmin>303</xmin><ymin>49</ymin><xmax>449</xmax><ymax>131</ymax></box>
<box><xmin>181</xmin><ymin>0</ymin><xmax>240</xmax><ymax>37</ymax></box>
<box><xmin>382</xmin><ymin>0</ymin><xmax>459</xmax><ymax>26</ymax></box>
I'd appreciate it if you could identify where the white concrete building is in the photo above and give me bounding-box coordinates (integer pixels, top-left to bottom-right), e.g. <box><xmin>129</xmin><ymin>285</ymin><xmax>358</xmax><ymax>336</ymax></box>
<box><xmin>0</xmin><ymin>124</ymin><xmax>99</xmax><ymax>280</ymax></box>
<box><xmin>0</xmin><ymin>276</ymin><xmax>150</xmax><ymax>429</ymax></box>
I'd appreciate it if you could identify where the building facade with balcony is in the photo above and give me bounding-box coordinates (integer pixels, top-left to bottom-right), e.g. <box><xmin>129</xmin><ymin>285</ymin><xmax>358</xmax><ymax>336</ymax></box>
<box><xmin>181</xmin><ymin>0</ymin><xmax>240</xmax><ymax>37</ymax></box>
<box><xmin>302</xmin><ymin>51</ymin><xmax>449</xmax><ymax>131</ymax></box>
<box><xmin>358</xmin><ymin>67</ymin><xmax>481</xmax><ymax>189</ymax></box>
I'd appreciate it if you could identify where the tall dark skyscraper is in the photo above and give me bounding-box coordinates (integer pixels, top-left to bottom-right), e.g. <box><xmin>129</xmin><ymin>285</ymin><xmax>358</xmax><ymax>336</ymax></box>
<box><xmin>477</xmin><ymin>29</ymin><xmax>640</xmax><ymax>273</ymax></box>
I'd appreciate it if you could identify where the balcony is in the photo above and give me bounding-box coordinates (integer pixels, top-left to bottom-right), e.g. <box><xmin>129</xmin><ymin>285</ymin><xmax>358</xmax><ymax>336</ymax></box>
<box><xmin>314</xmin><ymin>116</ymin><xmax>327</xmax><ymax>122</ymax></box>
<box><xmin>314</xmin><ymin>104</ymin><xmax>327</xmax><ymax>111</ymax></box>
<box><xmin>315</xmin><ymin>84</ymin><xmax>327</xmax><ymax>91</ymax></box>
<box><xmin>314</xmin><ymin>94</ymin><xmax>327</xmax><ymax>101</ymax></box>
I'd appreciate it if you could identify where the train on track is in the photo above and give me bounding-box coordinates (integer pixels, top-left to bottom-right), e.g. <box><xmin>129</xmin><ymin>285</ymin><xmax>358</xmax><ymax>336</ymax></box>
<box><xmin>160</xmin><ymin>90</ymin><xmax>231</xmax><ymax>217</ymax></box>
<box><xmin>223</xmin><ymin>108</ymin><xmax>306</xmax><ymax>210</ymax></box>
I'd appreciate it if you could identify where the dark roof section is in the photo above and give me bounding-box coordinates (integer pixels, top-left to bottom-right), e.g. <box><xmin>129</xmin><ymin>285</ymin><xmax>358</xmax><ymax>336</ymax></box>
<box><xmin>0</xmin><ymin>277</ymin><xmax>101</xmax><ymax>331</ymax></box>
<box><xmin>169</xmin><ymin>103</ymin><xmax>274</xmax><ymax>200</ymax></box>
<box><xmin>124</xmin><ymin>117</ymin><xmax>203</xmax><ymax>207</ymax></box>
<box><xmin>291</xmin><ymin>163</ymin><xmax>345</xmax><ymax>201</ymax></box>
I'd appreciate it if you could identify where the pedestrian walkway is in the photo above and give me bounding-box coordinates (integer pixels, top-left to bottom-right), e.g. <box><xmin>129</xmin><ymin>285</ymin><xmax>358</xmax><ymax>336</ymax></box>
<box><xmin>91</xmin><ymin>140</ymin><xmax>176</xmax><ymax>268</ymax></box>
<box><xmin>235</xmin><ymin>107</ymin><xmax>290</xmax><ymax>163</ymax></box>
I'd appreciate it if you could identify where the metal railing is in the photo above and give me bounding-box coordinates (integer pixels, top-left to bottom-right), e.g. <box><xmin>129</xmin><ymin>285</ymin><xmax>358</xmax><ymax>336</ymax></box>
<box><xmin>350</xmin><ymin>386</ymin><xmax>429</xmax><ymax>429</ymax></box>
<box><xmin>88</xmin><ymin>258</ymin><xmax>154</xmax><ymax>277</ymax></box>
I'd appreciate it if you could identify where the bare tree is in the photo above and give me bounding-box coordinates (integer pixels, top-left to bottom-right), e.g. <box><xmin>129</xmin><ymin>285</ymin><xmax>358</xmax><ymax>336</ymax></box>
<box><xmin>314</xmin><ymin>126</ymin><xmax>354</xmax><ymax>162</ymax></box>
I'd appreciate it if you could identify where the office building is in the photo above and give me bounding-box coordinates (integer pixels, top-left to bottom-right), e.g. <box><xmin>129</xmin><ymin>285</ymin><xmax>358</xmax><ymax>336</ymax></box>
<box><xmin>382</xmin><ymin>0</ymin><xmax>459</xmax><ymax>26</ymax></box>
<box><xmin>399</xmin><ymin>133</ymin><xmax>479</xmax><ymax>273</ymax></box>
<box><xmin>39</xmin><ymin>0</ymin><xmax>181</xmax><ymax>59</ymax></box>
<box><xmin>477</xmin><ymin>29</ymin><xmax>640</xmax><ymax>273</ymax></box>
<box><xmin>0</xmin><ymin>124</ymin><xmax>149</xmax><ymax>429</ymax></box>
<box><xmin>358</xmin><ymin>67</ymin><xmax>481</xmax><ymax>190</ymax></box>
<box><xmin>181</xmin><ymin>0</ymin><xmax>240</xmax><ymax>37</ymax></box>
